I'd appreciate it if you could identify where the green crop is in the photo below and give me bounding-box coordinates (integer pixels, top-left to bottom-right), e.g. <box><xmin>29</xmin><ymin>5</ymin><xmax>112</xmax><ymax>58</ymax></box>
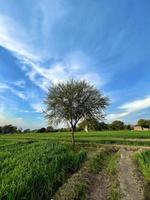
<box><xmin>0</xmin><ymin>141</ymin><xmax>86</xmax><ymax>200</ymax></box>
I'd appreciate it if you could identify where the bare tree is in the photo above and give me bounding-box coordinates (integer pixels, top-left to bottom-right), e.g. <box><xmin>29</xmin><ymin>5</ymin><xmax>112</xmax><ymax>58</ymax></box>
<box><xmin>44</xmin><ymin>79</ymin><xmax>109</xmax><ymax>146</ymax></box>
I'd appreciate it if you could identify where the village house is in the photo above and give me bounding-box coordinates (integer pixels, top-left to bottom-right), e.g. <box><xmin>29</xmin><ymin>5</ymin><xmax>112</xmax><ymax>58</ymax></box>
<box><xmin>133</xmin><ymin>125</ymin><xmax>150</xmax><ymax>131</ymax></box>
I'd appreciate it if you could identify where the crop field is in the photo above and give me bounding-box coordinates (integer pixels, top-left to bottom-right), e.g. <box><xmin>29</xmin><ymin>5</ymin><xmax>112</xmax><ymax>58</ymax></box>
<box><xmin>1</xmin><ymin>130</ymin><xmax>150</xmax><ymax>147</ymax></box>
<box><xmin>0</xmin><ymin>130</ymin><xmax>150</xmax><ymax>200</ymax></box>
<box><xmin>0</xmin><ymin>141</ymin><xmax>86</xmax><ymax>200</ymax></box>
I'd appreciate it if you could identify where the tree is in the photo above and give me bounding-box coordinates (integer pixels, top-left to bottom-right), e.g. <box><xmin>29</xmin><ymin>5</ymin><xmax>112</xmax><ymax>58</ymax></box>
<box><xmin>78</xmin><ymin>118</ymin><xmax>101</xmax><ymax>131</ymax></box>
<box><xmin>24</xmin><ymin>129</ymin><xmax>31</xmax><ymax>133</ymax></box>
<box><xmin>137</xmin><ymin>119</ymin><xmax>150</xmax><ymax>128</ymax></box>
<box><xmin>99</xmin><ymin>122</ymin><xmax>109</xmax><ymax>130</ymax></box>
<box><xmin>110</xmin><ymin>120</ymin><xmax>125</xmax><ymax>130</ymax></box>
<box><xmin>2</xmin><ymin>124</ymin><xmax>17</xmax><ymax>134</ymax></box>
<box><xmin>47</xmin><ymin>126</ymin><xmax>54</xmax><ymax>132</ymax></box>
<box><xmin>37</xmin><ymin>127</ymin><xmax>47</xmax><ymax>133</ymax></box>
<box><xmin>44</xmin><ymin>79</ymin><xmax>109</xmax><ymax>146</ymax></box>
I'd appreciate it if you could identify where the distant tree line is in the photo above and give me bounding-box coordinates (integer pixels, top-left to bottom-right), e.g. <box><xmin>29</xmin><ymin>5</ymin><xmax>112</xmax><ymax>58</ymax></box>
<box><xmin>77</xmin><ymin>118</ymin><xmax>132</xmax><ymax>131</ymax></box>
<box><xmin>0</xmin><ymin>118</ymin><xmax>149</xmax><ymax>134</ymax></box>
<box><xmin>0</xmin><ymin>125</ymin><xmax>54</xmax><ymax>134</ymax></box>
<box><xmin>0</xmin><ymin>125</ymin><xmax>22</xmax><ymax>134</ymax></box>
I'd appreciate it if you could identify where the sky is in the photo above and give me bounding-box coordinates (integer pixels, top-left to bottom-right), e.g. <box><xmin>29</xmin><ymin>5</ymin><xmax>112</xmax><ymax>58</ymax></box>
<box><xmin>0</xmin><ymin>0</ymin><xmax>150</xmax><ymax>129</ymax></box>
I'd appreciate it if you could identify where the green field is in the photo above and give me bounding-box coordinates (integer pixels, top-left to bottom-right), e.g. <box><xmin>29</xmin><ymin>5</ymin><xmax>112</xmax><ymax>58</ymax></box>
<box><xmin>1</xmin><ymin>130</ymin><xmax>150</xmax><ymax>147</ymax></box>
<box><xmin>0</xmin><ymin>141</ymin><xmax>86</xmax><ymax>200</ymax></box>
<box><xmin>0</xmin><ymin>130</ymin><xmax>150</xmax><ymax>200</ymax></box>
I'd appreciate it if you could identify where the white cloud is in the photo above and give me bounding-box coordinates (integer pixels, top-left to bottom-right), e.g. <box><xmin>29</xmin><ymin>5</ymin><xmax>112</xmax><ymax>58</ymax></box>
<box><xmin>78</xmin><ymin>73</ymin><xmax>103</xmax><ymax>87</ymax></box>
<box><xmin>0</xmin><ymin>82</ymin><xmax>27</xmax><ymax>100</ymax></box>
<box><xmin>107</xmin><ymin>96</ymin><xmax>150</xmax><ymax>122</ymax></box>
<box><xmin>107</xmin><ymin>111</ymin><xmax>129</xmax><ymax>121</ymax></box>
<box><xmin>13</xmin><ymin>80</ymin><xmax>26</xmax><ymax>88</ymax></box>
<box><xmin>31</xmin><ymin>102</ymin><xmax>44</xmax><ymax>113</ymax></box>
<box><xmin>0</xmin><ymin>82</ymin><xmax>10</xmax><ymax>91</ymax></box>
<box><xmin>120</xmin><ymin>96</ymin><xmax>150</xmax><ymax>113</ymax></box>
<box><xmin>0</xmin><ymin>13</ymin><xmax>104</xmax><ymax>92</ymax></box>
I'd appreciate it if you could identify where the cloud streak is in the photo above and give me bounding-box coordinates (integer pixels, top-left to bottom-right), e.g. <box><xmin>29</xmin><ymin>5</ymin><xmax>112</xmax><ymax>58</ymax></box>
<box><xmin>107</xmin><ymin>96</ymin><xmax>150</xmax><ymax>122</ymax></box>
<box><xmin>0</xmin><ymin>82</ymin><xmax>27</xmax><ymax>100</ymax></box>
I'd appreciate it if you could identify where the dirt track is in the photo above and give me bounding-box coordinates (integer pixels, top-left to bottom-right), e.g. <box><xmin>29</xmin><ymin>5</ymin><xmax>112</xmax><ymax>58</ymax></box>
<box><xmin>54</xmin><ymin>146</ymin><xmax>147</xmax><ymax>200</ymax></box>
<box><xmin>88</xmin><ymin>147</ymin><xmax>145</xmax><ymax>200</ymax></box>
<box><xmin>119</xmin><ymin>148</ymin><xmax>144</xmax><ymax>200</ymax></box>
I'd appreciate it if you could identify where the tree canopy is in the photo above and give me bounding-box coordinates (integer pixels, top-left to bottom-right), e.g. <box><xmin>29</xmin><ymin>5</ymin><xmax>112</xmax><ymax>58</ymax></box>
<box><xmin>110</xmin><ymin>120</ymin><xmax>125</xmax><ymax>130</ymax></box>
<box><xmin>137</xmin><ymin>119</ymin><xmax>150</xmax><ymax>128</ymax></box>
<box><xmin>44</xmin><ymin>79</ymin><xmax>109</xmax><ymax>146</ymax></box>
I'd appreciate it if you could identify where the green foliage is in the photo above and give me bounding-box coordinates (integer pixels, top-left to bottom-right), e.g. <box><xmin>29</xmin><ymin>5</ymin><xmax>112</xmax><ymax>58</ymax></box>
<box><xmin>78</xmin><ymin>118</ymin><xmax>108</xmax><ymax>131</ymax></box>
<box><xmin>54</xmin><ymin>147</ymin><xmax>117</xmax><ymax>200</ymax></box>
<box><xmin>1</xmin><ymin>130</ymin><xmax>150</xmax><ymax>147</ymax></box>
<box><xmin>135</xmin><ymin>150</ymin><xmax>150</xmax><ymax>200</ymax></box>
<box><xmin>44</xmin><ymin>79</ymin><xmax>109</xmax><ymax>145</ymax></box>
<box><xmin>110</xmin><ymin>120</ymin><xmax>125</xmax><ymax>130</ymax></box>
<box><xmin>137</xmin><ymin>119</ymin><xmax>150</xmax><ymax>128</ymax></box>
<box><xmin>135</xmin><ymin>150</ymin><xmax>150</xmax><ymax>181</ymax></box>
<box><xmin>0</xmin><ymin>142</ymin><xmax>86</xmax><ymax>200</ymax></box>
<box><xmin>0</xmin><ymin>124</ymin><xmax>18</xmax><ymax>134</ymax></box>
<box><xmin>107</xmin><ymin>152</ymin><xmax>121</xmax><ymax>200</ymax></box>
<box><xmin>107</xmin><ymin>151</ymin><xmax>120</xmax><ymax>175</ymax></box>
<box><xmin>88</xmin><ymin>148</ymin><xmax>113</xmax><ymax>173</ymax></box>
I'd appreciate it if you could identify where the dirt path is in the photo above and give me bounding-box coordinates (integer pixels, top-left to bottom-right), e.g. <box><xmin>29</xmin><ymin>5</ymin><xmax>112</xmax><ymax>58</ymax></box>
<box><xmin>119</xmin><ymin>148</ymin><xmax>144</xmax><ymax>200</ymax></box>
<box><xmin>88</xmin><ymin>168</ymin><xmax>110</xmax><ymax>200</ymax></box>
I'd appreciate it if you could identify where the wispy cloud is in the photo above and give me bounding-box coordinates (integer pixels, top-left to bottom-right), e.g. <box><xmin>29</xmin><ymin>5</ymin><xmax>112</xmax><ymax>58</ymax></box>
<box><xmin>0</xmin><ymin>82</ymin><xmax>27</xmax><ymax>100</ymax></box>
<box><xmin>13</xmin><ymin>80</ymin><xmax>26</xmax><ymax>88</ymax></box>
<box><xmin>0</xmin><ymin>13</ymin><xmax>104</xmax><ymax>93</ymax></box>
<box><xmin>31</xmin><ymin>102</ymin><xmax>44</xmax><ymax>113</ymax></box>
<box><xmin>120</xmin><ymin>97</ymin><xmax>150</xmax><ymax>113</ymax></box>
<box><xmin>107</xmin><ymin>96</ymin><xmax>150</xmax><ymax>122</ymax></box>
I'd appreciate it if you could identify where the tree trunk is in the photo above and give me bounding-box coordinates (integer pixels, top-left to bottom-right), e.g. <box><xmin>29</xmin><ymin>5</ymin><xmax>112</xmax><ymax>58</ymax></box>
<box><xmin>71</xmin><ymin>126</ymin><xmax>75</xmax><ymax>147</ymax></box>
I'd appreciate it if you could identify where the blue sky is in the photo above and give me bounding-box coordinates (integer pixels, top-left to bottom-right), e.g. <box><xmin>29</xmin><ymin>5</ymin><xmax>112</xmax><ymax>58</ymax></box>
<box><xmin>0</xmin><ymin>0</ymin><xmax>150</xmax><ymax>129</ymax></box>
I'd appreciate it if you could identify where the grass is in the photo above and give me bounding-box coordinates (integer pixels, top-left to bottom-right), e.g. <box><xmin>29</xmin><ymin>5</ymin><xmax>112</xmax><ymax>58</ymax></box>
<box><xmin>135</xmin><ymin>150</ymin><xmax>150</xmax><ymax>200</ymax></box>
<box><xmin>1</xmin><ymin>130</ymin><xmax>150</xmax><ymax>140</ymax></box>
<box><xmin>88</xmin><ymin>147</ymin><xmax>115</xmax><ymax>173</ymax></box>
<box><xmin>107</xmin><ymin>151</ymin><xmax>122</xmax><ymax>200</ymax></box>
<box><xmin>0</xmin><ymin>141</ymin><xmax>86</xmax><ymax>200</ymax></box>
<box><xmin>0</xmin><ymin>130</ymin><xmax>150</xmax><ymax>147</ymax></box>
<box><xmin>54</xmin><ymin>147</ymin><xmax>116</xmax><ymax>200</ymax></box>
<box><xmin>0</xmin><ymin>130</ymin><xmax>150</xmax><ymax>199</ymax></box>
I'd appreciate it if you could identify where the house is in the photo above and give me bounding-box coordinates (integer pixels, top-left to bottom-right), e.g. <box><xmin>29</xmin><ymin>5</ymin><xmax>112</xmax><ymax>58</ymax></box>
<box><xmin>133</xmin><ymin>125</ymin><xmax>143</xmax><ymax>131</ymax></box>
<box><xmin>143</xmin><ymin>128</ymin><xmax>150</xmax><ymax>131</ymax></box>
<box><xmin>133</xmin><ymin>125</ymin><xmax>150</xmax><ymax>131</ymax></box>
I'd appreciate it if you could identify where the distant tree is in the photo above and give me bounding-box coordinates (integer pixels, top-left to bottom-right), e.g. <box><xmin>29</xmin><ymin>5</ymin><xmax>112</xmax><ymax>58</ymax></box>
<box><xmin>17</xmin><ymin>127</ymin><xmax>22</xmax><ymax>133</ymax></box>
<box><xmin>44</xmin><ymin>79</ymin><xmax>109</xmax><ymax>146</ymax></box>
<box><xmin>24</xmin><ymin>129</ymin><xmax>31</xmax><ymax>133</ymax></box>
<box><xmin>37</xmin><ymin>127</ymin><xmax>47</xmax><ymax>133</ymax></box>
<box><xmin>137</xmin><ymin>119</ymin><xmax>150</xmax><ymax>128</ymax></box>
<box><xmin>0</xmin><ymin>126</ymin><xmax>2</xmax><ymax>134</ymax></box>
<box><xmin>99</xmin><ymin>122</ymin><xmax>109</xmax><ymax>130</ymax></box>
<box><xmin>124</xmin><ymin>124</ymin><xmax>132</xmax><ymax>130</ymax></box>
<box><xmin>2</xmin><ymin>124</ymin><xmax>17</xmax><ymax>134</ymax></box>
<box><xmin>78</xmin><ymin>118</ymin><xmax>101</xmax><ymax>131</ymax></box>
<box><xmin>47</xmin><ymin>126</ymin><xmax>54</xmax><ymax>132</ymax></box>
<box><xmin>59</xmin><ymin>128</ymin><xmax>71</xmax><ymax>132</ymax></box>
<box><xmin>110</xmin><ymin>120</ymin><xmax>125</xmax><ymax>130</ymax></box>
